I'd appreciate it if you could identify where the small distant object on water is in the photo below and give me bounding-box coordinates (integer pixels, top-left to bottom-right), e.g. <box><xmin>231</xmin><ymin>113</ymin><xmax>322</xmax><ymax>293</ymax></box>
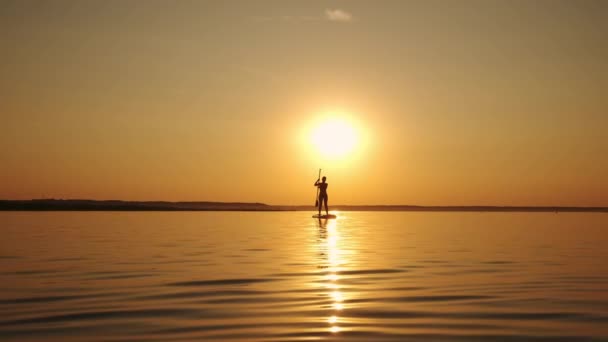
<box><xmin>313</xmin><ymin>214</ymin><xmax>337</xmax><ymax>219</ymax></box>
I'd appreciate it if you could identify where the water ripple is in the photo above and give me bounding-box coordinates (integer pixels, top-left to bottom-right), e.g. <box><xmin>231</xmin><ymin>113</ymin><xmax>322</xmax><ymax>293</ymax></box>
<box><xmin>168</xmin><ymin>278</ymin><xmax>282</xmax><ymax>287</ymax></box>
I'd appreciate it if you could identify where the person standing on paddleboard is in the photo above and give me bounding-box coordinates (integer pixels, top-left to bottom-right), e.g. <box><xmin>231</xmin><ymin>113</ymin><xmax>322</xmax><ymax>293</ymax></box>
<box><xmin>314</xmin><ymin>176</ymin><xmax>329</xmax><ymax>216</ymax></box>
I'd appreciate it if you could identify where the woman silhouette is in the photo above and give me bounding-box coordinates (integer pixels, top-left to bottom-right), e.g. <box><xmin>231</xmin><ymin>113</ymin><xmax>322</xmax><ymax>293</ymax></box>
<box><xmin>314</xmin><ymin>176</ymin><xmax>329</xmax><ymax>216</ymax></box>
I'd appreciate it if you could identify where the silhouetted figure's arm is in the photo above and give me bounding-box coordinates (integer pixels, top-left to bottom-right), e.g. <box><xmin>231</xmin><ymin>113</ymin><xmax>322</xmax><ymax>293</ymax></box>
<box><xmin>314</xmin><ymin>179</ymin><xmax>320</xmax><ymax>186</ymax></box>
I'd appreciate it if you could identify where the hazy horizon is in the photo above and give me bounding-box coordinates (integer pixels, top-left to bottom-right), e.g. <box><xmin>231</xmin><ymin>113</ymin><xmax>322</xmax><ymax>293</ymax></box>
<box><xmin>2</xmin><ymin>198</ymin><xmax>608</xmax><ymax>209</ymax></box>
<box><xmin>2</xmin><ymin>0</ymin><xmax>607</xmax><ymax>206</ymax></box>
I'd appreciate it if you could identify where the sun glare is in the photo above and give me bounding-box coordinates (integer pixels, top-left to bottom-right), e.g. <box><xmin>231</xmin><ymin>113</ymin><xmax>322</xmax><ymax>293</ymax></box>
<box><xmin>310</xmin><ymin>117</ymin><xmax>359</xmax><ymax>159</ymax></box>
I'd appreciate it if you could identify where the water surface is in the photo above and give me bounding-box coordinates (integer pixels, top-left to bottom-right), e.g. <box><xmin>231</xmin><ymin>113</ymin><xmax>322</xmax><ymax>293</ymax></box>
<box><xmin>1</xmin><ymin>211</ymin><xmax>607</xmax><ymax>341</ymax></box>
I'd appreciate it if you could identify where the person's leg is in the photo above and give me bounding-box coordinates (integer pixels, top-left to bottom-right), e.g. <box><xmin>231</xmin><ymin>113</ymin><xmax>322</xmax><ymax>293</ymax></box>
<box><xmin>324</xmin><ymin>195</ymin><xmax>329</xmax><ymax>215</ymax></box>
<box><xmin>318</xmin><ymin>196</ymin><xmax>322</xmax><ymax>215</ymax></box>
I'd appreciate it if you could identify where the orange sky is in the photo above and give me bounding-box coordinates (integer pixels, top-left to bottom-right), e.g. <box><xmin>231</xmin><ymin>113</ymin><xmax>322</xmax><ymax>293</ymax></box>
<box><xmin>1</xmin><ymin>1</ymin><xmax>607</xmax><ymax>206</ymax></box>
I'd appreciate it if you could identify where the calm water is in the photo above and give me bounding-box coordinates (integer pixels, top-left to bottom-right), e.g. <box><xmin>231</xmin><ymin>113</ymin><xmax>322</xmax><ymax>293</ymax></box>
<box><xmin>1</xmin><ymin>211</ymin><xmax>607</xmax><ymax>341</ymax></box>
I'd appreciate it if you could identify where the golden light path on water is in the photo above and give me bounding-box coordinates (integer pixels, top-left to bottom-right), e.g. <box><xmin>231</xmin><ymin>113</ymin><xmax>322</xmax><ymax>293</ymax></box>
<box><xmin>317</xmin><ymin>216</ymin><xmax>345</xmax><ymax>334</ymax></box>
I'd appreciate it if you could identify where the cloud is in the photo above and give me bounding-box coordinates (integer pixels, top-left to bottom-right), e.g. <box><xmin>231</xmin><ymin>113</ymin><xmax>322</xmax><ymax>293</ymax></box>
<box><xmin>325</xmin><ymin>9</ymin><xmax>353</xmax><ymax>23</ymax></box>
<box><xmin>251</xmin><ymin>9</ymin><xmax>353</xmax><ymax>24</ymax></box>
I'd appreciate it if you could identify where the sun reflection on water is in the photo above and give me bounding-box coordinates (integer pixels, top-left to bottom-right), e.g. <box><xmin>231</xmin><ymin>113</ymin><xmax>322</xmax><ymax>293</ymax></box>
<box><xmin>317</xmin><ymin>217</ymin><xmax>345</xmax><ymax>334</ymax></box>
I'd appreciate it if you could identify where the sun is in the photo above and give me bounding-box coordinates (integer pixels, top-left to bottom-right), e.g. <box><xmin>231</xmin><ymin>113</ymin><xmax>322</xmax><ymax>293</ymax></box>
<box><xmin>310</xmin><ymin>117</ymin><xmax>359</xmax><ymax>159</ymax></box>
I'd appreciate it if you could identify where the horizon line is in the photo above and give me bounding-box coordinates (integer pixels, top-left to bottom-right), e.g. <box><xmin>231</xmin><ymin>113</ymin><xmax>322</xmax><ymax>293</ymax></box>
<box><xmin>1</xmin><ymin>199</ymin><xmax>606</xmax><ymax>209</ymax></box>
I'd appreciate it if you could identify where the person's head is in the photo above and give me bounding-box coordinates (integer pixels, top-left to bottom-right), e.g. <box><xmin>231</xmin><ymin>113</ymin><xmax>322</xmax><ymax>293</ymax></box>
<box><xmin>322</xmin><ymin>176</ymin><xmax>327</xmax><ymax>182</ymax></box>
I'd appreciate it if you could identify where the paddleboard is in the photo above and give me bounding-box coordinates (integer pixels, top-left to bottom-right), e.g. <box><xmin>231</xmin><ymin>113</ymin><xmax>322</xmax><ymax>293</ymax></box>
<box><xmin>312</xmin><ymin>214</ymin><xmax>337</xmax><ymax>219</ymax></box>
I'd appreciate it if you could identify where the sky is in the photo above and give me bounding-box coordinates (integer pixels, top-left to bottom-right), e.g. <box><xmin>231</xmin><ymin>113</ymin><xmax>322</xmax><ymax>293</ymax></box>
<box><xmin>1</xmin><ymin>0</ymin><xmax>607</xmax><ymax>206</ymax></box>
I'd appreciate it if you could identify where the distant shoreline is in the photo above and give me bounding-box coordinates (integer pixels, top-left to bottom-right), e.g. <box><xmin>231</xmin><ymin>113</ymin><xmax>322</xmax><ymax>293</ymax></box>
<box><xmin>0</xmin><ymin>199</ymin><xmax>606</xmax><ymax>212</ymax></box>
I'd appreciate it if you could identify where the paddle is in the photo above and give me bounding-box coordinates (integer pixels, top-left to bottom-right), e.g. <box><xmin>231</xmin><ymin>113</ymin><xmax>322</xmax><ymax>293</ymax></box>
<box><xmin>314</xmin><ymin>168</ymin><xmax>321</xmax><ymax>207</ymax></box>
